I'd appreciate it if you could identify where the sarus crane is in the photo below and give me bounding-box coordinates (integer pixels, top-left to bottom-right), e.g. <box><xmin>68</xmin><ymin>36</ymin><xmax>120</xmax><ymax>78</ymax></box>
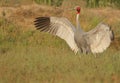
<box><xmin>34</xmin><ymin>6</ymin><xmax>114</xmax><ymax>54</ymax></box>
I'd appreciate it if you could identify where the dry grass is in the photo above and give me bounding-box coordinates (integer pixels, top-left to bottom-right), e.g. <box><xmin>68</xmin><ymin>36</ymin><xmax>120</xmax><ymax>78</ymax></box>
<box><xmin>0</xmin><ymin>3</ymin><xmax>120</xmax><ymax>83</ymax></box>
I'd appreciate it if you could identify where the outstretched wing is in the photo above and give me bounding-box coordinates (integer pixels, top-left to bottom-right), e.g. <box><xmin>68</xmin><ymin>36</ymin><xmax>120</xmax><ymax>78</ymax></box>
<box><xmin>86</xmin><ymin>23</ymin><xmax>114</xmax><ymax>53</ymax></box>
<box><xmin>34</xmin><ymin>17</ymin><xmax>78</xmax><ymax>53</ymax></box>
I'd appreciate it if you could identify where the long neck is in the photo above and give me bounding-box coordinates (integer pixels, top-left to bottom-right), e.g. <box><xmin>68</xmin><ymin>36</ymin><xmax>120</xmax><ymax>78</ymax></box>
<box><xmin>76</xmin><ymin>13</ymin><xmax>84</xmax><ymax>32</ymax></box>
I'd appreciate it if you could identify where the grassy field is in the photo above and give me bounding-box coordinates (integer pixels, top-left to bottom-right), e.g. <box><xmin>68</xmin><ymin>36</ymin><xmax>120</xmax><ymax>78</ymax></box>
<box><xmin>0</xmin><ymin>0</ymin><xmax>120</xmax><ymax>83</ymax></box>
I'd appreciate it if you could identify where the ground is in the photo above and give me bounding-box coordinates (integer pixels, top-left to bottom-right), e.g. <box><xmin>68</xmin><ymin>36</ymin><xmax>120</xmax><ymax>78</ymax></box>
<box><xmin>0</xmin><ymin>3</ymin><xmax>120</xmax><ymax>83</ymax></box>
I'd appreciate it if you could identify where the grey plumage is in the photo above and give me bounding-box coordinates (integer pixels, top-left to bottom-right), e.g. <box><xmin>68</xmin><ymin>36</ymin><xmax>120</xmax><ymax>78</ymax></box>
<box><xmin>34</xmin><ymin>17</ymin><xmax>79</xmax><ymax>53</ymax></box>
<box><xmin>34</xmin><ymin>6</ymin><xmax>114</xmax><ymax>54</ymax></box>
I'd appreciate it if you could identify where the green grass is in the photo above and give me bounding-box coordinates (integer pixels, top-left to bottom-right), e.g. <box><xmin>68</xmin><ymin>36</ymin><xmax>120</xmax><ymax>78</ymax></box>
<box><xmin>0</xmin><ymin>39</ymin><xmax>120</xmax><ymax>83</ymax></box>
<box><xmin>0</xmin><ymin>1</ymin><xmax>120</xmax><ymax>82</ymax></box>
<box><xmin>86</xmin><ymin>0</ymin><xmax>120</xmax><ymax>8</ymax></box>
<box><xmin>0</xmin><ymin>0</ymin><xmax>63</xmax><ymax>7</ymax></box>
<box><xmin>0</xmin><ymin>16</ymin><xmax>120</xmax><ymax>83</ymax></box>
<box><xmin>0</xmin><ymin>41</ymin><xmax>120</xmax><ymax>83</ymax></box>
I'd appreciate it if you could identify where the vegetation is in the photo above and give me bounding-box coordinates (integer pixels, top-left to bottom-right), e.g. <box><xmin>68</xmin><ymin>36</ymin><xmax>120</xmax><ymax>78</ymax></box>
<box><xmin>86</xmin><ymin>0</ymin><xmax>120</xmax><ymax>8</ymax></box>
<box><xmin>0</xmin><ymin>0</ymin><xmax>63</xmax><ymax>7</ymax></box>
<box><xmin>0</xmin><ymin>0</ymin><xmax>120</xmax><ymax>83</ymax></box>
<box><xmin>1</xmin><ymin>0</ymin><xmax>120</xmax><ymax>8</ymax></box>
<box><xmin>34</xmin><ymin>0</ymin><xmax>63</xmax><ymax>6</ymax></box>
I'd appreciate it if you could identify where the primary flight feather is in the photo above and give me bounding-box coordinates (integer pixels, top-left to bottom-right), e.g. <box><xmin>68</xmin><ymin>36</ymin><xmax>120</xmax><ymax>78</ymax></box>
<box><xmin>34</xmin><ymin>6</ymin><xmax>114</xmax><ymax>54</ymax></box>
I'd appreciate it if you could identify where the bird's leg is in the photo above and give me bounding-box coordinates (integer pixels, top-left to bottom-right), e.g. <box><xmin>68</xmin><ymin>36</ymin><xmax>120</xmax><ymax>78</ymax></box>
<box><xmin>81</xmin><ymin>47</ymin><xmax>87</xmax><ymax>55</ymax></box>
<box><xmin>82</xmin><ymin>48</ymin><xmax>88</xmax><ymax>56</ymax></box>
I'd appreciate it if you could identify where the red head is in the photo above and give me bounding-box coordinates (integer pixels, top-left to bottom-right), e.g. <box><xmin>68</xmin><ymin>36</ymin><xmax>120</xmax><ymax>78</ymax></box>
<box><xmin>75</xmin><ymin>6</ymin><xmax>81</xmax><ymax>14</ymax></box>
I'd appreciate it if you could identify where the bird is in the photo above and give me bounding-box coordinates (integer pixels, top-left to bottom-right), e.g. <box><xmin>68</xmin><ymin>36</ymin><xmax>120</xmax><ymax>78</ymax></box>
<box><xmin>34</xmin><ymin>6</ymin><xmax>114</xmax><ymax>54</ymax></box>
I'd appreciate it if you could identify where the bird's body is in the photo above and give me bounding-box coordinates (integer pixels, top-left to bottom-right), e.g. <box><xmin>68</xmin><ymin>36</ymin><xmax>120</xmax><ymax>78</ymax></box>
<box><xmin>34</xmin><ymin>6</ymin><xmax>114</xmax><ymax>54</ymax></box>
<box><xmin>74</xmin><ymin>28</ymin><xmax>90</xmax><ymax>54</ymax></box>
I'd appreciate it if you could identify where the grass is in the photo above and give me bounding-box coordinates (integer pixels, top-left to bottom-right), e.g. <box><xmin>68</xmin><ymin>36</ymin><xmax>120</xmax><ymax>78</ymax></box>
<box><xmin>0</xmin><ymin>1</ymin><xmax>120</xmax><ymax>83</ymax></box>
<box><xmin>0</xmin><ymin>0</ymin><xmax>63</xmax><ymax>7</ymax></box>
<box><xmin>0</xmin><ymin>40</ymin><xmax>120</xmax><ymax>83</ymax></box>
<box><xmin>86</xmin><ymin>0</ymin><xmax>120</xmax><ymax>8</ymax></box>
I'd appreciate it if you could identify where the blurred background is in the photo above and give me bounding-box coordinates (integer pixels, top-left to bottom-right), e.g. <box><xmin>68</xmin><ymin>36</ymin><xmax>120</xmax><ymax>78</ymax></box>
<box><xmin>0</xmin><ymin>0</ymin><xmax>120</xmax><ymax>83</ymax></box>
<box><xmin>0</xmin><ymin>0</ymin><xmax>120</xmax><ymax>7</ymax></box>
<box><xmin>0</xmin><ymin>0</ymin><xmax>120</xmax><ymax>8</ymax></box>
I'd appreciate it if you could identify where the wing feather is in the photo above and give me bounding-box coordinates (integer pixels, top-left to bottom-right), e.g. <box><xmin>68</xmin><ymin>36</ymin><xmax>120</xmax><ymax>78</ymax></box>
<box><xmin>86</xmin><ymin>23</ymin><xmax>114</xmax><ymax>53</ymax></box>
<box><xmin>34</xmin><ymin>17</ymin><xmax>78</xmax><ymax>53</ymax></box>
